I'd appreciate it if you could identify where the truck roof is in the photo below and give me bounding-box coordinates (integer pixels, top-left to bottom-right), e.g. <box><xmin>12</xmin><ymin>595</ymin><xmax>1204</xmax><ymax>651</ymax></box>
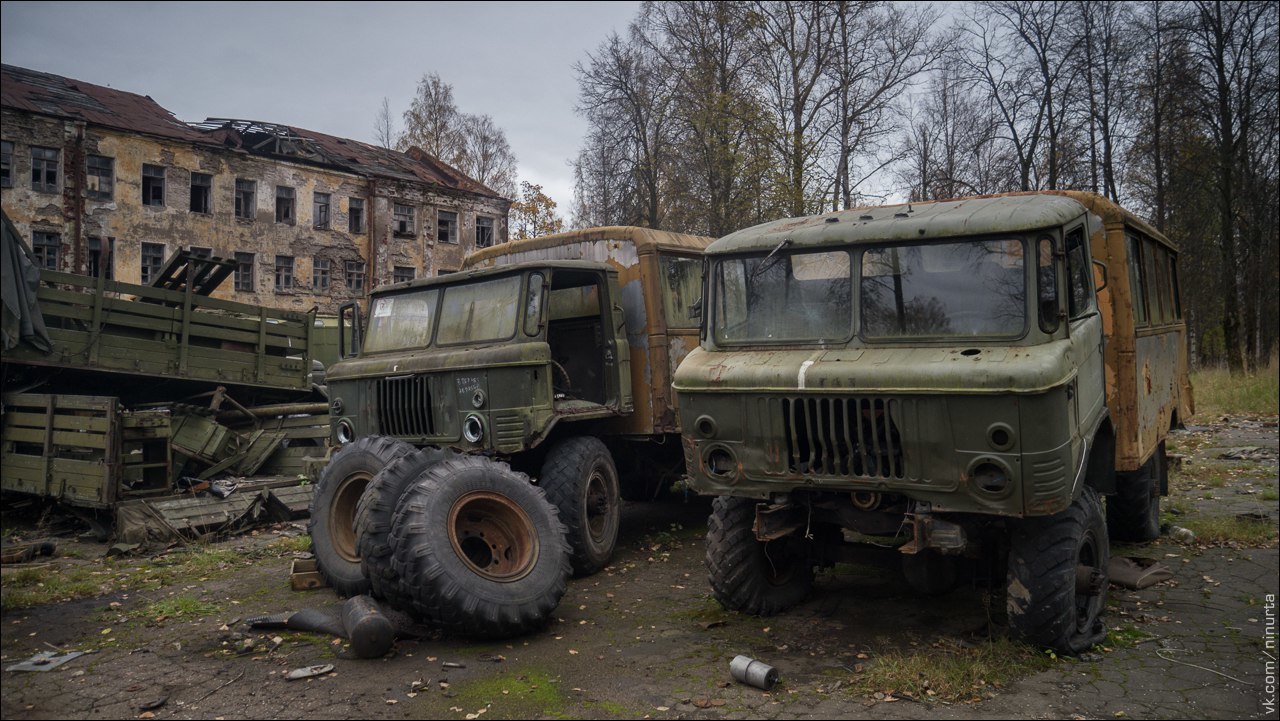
<box><xmin>709</xmin><ymin>191</ymin><xmax>1172</xmax><ymax>254</ymax></box>
<box><xmin>375</xmin><ymin>259</ymin><xmax>613</xmax><ymax>295</ymax></box>
<box><xmin>465</xmin><ymin>226</ymin><xmax>713</xmax><ymax>269</ymax></box>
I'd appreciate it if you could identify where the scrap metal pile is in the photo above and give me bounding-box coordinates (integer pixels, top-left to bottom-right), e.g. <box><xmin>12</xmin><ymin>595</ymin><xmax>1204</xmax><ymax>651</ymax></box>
<box><xmin>1</xmin><ymin>212</ymin><xmax>330</xmax><ymax>541</ymax></box>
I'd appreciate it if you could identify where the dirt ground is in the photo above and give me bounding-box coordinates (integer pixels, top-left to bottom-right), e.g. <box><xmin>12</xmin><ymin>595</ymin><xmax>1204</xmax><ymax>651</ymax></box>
<box><xmin>2</xmin><ymin>416</ymin><xmax>1277</xmax><ymax>720</ymax></box>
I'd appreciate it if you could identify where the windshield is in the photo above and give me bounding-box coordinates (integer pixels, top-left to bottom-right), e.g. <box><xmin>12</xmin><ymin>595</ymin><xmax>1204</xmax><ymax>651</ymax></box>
<box><xmin>364</xmin><ymin>289</ymin><xmax>440</xmax><ymax>353</ymax></box>
<box><xmin>714</xmin><ymin>250</ymin><xmax>852</xmax><ymax>344</ymax></box>
<box><xmin>861</xmin><ymin>239</ymin><xmax>1025</xmax><ymax>339</ymax></box>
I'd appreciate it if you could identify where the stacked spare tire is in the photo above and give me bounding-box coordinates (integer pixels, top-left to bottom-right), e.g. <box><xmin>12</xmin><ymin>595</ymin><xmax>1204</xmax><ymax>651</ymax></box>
<box><xmin>308</xmin><ymin>436</ymin><xmax>573</xmax><ymax>639</ymax></box>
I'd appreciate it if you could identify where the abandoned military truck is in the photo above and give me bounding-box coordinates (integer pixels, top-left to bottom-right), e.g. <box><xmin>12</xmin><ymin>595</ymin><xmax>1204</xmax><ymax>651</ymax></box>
<box><xmin>673</xmin><ymin>192</ymin><xmax>1192</xmax><ymax>654</ymax></box>
<box><xmin>311</xmin><ymin>226</ymin><xmax>710</xmax><ymax>637</ymax></box>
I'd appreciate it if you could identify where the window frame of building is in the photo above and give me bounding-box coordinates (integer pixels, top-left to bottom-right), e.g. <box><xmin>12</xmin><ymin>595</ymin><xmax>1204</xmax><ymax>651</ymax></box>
<box><xmin>393</xmin><ymin>266</ymin><xmax>415</xmax><ymax>284</ymax></box>
<box><xmin>0</xmin><ymin>140</ymin><xmax>12</xmax><ymax>187</ymax></box>
<box><xmin>313</xmin><ymin>192</ymin><xmax>331</xmax><ymax>229</ymax></box>
<box><xmin>475</xmin><ymin>215</ymin><xmax>495</xmax><ymax>248</ymax></box>
<box><xmin>234</xmin><ymin>252</ymin><xmax>255</xmax><ymax>292</ymax></box>
<box><xmin>313</xmin><ymin>258</ymin><xmax>331</xmax><ymax>290</ymax></box>
<box><xmin>32</xmin><ymin>231</ymin><xmax>60</xmax><ymax>270</ymax></box>
<box><xmin>437</xmin><ymin>209</ymin><xmax>458</xmax><ymax>244</ymax></box>
<box><xmin>86</xmin><ymin>155</ymin><xmax>114</xmax><ymax>201</ymax></box>
<box><xmin>190</xmin><ymin>172</ymin><xmax>212</xmax><ymax>214</ymax></box>
<box><xmin>235</xmin><ymin>179</ymin><xmax>256</xmax><ymax>220</ymax></box>
<box><xmin>349</xmin><ymin>198</ymin><xmax>365</xmax><ymax>234</ymax></box>
<box><xmin>393</xmin><ymin>203</ymin><xmax>415</xmax><ymax>238</ymax></box>
<box><xmin>275</xmin><ymin>255</ymin><xmax>295</xmax><ymax>291</ymax></box>
<box><xmin>140</xmin><ymin>242</ymin><xmax>165</xmax><ymax>284</ymax></box>
<box><xmin>87</xmin><ymin>237</ymin><xmax>114</xmax><ymax>280</ymax></box>
<box><xmin>142</xmin><ymin>164</ymin><xmax>166</xmax><ymax>207</ymax></box>
<box><xmin>345</xmin><ymin>260</ymin><xmax>367</xmax><ymax>293</ymax></box>
<box><xmin>31</xmin><ymin>146</ymin><xmax>59</xmax><ymax>192</ymax></box>
<box><xmin>276</xmin><ymin>186</ymin><xmax>295</xmax><ymax>225</ymax></box>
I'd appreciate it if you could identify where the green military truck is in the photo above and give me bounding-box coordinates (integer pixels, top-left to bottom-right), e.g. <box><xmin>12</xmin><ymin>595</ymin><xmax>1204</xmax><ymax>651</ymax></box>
<box><xmin>312</xmin><ymin>227</ymin><xmax>710</xmax><ymax>637</ymax></box>
<box><xmin>673</xmin><ymin>192</ymin><xmax>1192</xmax><ymax>654</ymax></box>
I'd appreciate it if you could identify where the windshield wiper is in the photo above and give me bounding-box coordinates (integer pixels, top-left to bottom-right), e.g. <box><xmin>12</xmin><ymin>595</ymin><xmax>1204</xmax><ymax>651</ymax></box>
<box><xmin>750</xmin><ymin>237</ymin><xmax>792</xmax><ymax>280</ymax></box>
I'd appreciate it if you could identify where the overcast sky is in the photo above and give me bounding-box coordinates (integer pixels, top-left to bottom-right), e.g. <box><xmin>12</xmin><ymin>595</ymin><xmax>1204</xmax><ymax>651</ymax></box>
<box><xmin>1</xmin><ymin>0</ymin><xmax>643</xmax><ymax>209</ymax></box>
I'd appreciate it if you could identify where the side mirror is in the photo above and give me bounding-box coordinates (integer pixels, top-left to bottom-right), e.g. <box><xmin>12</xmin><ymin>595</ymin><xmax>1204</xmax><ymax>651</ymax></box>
<box><xmin>339</xmin><ymin>301</ymin><xmax>362</xmax><ymax>359</ymax></box>
<box><xmin>1092</xmin><ymin>259</ymin><xmax>1109</xmax><ymax>293</ymax></box>
<box><xmin>688</xmin><ymin>297</ymin><xmax>702</xmax><ymax>320</ymax></box>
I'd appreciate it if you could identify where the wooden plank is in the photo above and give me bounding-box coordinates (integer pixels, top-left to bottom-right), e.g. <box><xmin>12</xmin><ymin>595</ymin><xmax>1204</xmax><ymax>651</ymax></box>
<box><xmin>4</xmin><ymin>412</ymin><xmax>112</xmax><ymax>433</ymax></box>
<box><xmin>40</xmin><ymin>269</ymin><xmax>310</xmax><ymax>322</ymax></box>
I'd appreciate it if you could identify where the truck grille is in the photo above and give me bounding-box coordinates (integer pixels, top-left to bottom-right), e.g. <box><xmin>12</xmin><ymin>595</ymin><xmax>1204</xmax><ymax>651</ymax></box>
<box><xmin>376</xmin><ymin>375</ymin><xmax>436</xmax><ymax>437</ymax></box>
<box><xmin>780</xmin><ymin>396</ymin><xmax>908</xmax><ymax>479</ymax></box>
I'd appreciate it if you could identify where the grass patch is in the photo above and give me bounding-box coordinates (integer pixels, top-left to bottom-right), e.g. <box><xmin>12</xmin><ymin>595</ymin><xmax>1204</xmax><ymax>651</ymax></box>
<box><xmin>1191</xmin><ymin>363</ymin><xmax>1279</xmax><ymax>418</ymax></box>
<box><xmin>1261</xmin><ymin>489</ymin><xmax>1279</xmax><ymax>503</ymax></box>
<box><xmin>0</xmin><ymin>564</ymin><xmax>106</xmax><ymax>612</ymax></box>
<box><xmin>449</xmin><ymin>668</ymin><xmax>566</xmax><ymax>718</ymax></box>
<box><xmin>1175</xmin><ymin>462</ymin><xmax>1269</xmax><ymax>489</ymax></box>
<box><xmin>846</xmin><ymin>638</ymin><xmax>1053</xmax><ymax>703</ymax></box>
<box><xmin>1106</xmin><ymin>625</ymin><xmax>1154</xmax><ymax>648</ymax></box>
<box><xmin>135</xmin><ymin>595</ymin><xmax>220</xmax><ymax>621</ymax></box>
<box><xmin>1179</xmin><ymin>516</ymin><xmax>1278</xmax><ymax>547</ymax></box>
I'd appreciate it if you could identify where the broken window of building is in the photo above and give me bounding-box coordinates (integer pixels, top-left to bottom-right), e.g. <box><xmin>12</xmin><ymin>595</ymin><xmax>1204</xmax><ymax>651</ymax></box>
<box><xmin>394</xmin><ymin>203</ymin><xmax>415</xmax><ymax>237</ymax></box>
<box><xmin>276</xmin><ymin>186</ymin><xmax>295</xmax><ymax>224</ymax></box>
<box><xmin>346</xmin><ymin>260</ymin><xmax>366</xmax><ymax>292</ymax></box>
<box><xmin>142</xmin><ymin>164</ymin><xmax>165</xmax><ymax>206</ymax></box>
<box><xmin>32</xmin><ymin>231</ymin><xmax>60</xmax><ymax>270</ymax></box>
<box><xmin>31</xmin><ymin>146</ymin><xmax>58</xmax><ymax>192</ymax></box>
<box><xmin>235</xmin><ymin>179</ymin><xmax>256</xmax><ymax>219</ymax></box>
<box><xmin>235</xmin><ymin>252</ymin><xmax>255</xmax><ymax>291</ymax></box>
<box><xmin>275</xmin><ymin>255</ymin><xmax>295</xmax><ymax>291</ymax></box>
<box><xmin>190</xmin><ymin>173</ymin><xmax>212</xmax><ymax>213</ymax></box>
<box><xmin>141</xmin><ymin>242</ymin><xmax>165</xmax><ymax>284</ymax></box>
<box><xmin>394</xmin><ymin>266</ymin><xmax>415</xmax><ymax>284</ymax></box>
<box><xmin>349</xmin><ymin>198</ymin><xmax>365</xmax><ymax>233</ymax></box>
<box><xmin>313</xmin><ymin>258</ymin><xmax>331</xmax><ymax>290</ymax></box>
<box><xmin>87</xmin><ymin>237</ymin><xmax>114</xmax><ymax>280</ymax></box>
<box><xmin>1</xmin><ymin>141</ymin><xmax>12</xmax><ymax>187</ymax></box>
<box><xmin>314</xmin><ymin>192</ymin><xmax>331</xmax><ymax>229</ymax></box>
<box><xmin>437</xmin><ymin>210</ymin><xmax>458</xmax><ymax>243</ymax></box>
<box><xmin>475</xmin><ymin>216</ymin><xmax>495</xmax><ymax>248</ymax></box>
<box><xmin>86</xmin><ymin>155</ymin><xmax>114</xmax><ymax>200</ymax></box>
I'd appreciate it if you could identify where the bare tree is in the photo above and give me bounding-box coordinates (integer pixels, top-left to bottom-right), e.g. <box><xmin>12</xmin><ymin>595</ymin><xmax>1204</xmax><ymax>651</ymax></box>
<box><xmin>398</xmin><ymin>73</ymin><xmax>465</xmax><ymax>164</ymax></box>
<box><xmin>458</xmin><ymin>113</ymin><xmax>518</xmax><ymax>199</ymax></box>
<box><xmin>374</xmin><ymin>97</ymin><xmax>398</xmax><ymax>150</ymax></box>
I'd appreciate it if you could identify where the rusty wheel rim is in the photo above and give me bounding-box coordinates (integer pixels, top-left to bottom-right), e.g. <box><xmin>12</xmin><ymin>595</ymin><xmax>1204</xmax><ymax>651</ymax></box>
<box><xmin>330</xmin><ymin>472</ymin><xmax>371</xmax><ymax>563</ymax></box>
<box><xmin>584</xmin><ymin>468</ymin><xmax>612</xmax><ymax>542</ymax></box>
<box><xmin>448</xmin><ymin>491</ymin><xmax>538</xmax><ymax>582</ymax></box>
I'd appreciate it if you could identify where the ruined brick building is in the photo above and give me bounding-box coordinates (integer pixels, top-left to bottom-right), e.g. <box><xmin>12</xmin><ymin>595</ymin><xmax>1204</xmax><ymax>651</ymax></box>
<box><xmin>1</xmin><ymin>64</ymin><xmax>511</xmax><ymax>313</ymax></box>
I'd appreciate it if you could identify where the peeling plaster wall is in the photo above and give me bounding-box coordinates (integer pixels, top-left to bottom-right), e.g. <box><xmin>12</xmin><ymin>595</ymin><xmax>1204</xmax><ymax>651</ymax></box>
<box><xmin>2</xmin><ymin>109</ymin><xmax>512</xmax><ymax>314</ymax></box>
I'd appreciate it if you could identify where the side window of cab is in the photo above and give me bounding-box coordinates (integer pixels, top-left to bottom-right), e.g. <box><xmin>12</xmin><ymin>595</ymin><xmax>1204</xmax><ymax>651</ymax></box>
<box><xmin>1065</xmin><ymin>227</ymin><xmax>1093</xmax><ymax>319</ymax></box>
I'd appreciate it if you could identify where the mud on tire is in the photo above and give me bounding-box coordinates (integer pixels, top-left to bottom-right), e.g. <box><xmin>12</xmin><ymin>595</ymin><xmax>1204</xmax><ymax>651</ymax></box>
<box><xmin>389</xmin><ymin>455</ymin><xmax>571</xmax><ymax>639</ymax></box>
<box><xmin>355</xmin><ymin>446</ymin><xmax>452</xmax><ymax>611</ymax></box>
<box><xmin>539</xmin><ymin>437</ymin><xmax>621</xmax><ymax>577</ymax></box>
<box><xmin>1007</xmin><ymin>487</ymin><xmax>1110</xmax><ymax>655</ymax></box>
<box><xmin>706</xmin><ymin>496</ymin><xmax>813</xmax><ymax>615</ymax></box>
<box><xmin>1107</xmin><ymin>442</ymin><xmax>1164</xmax><ymax>542</ymax></box>
<box><xmin>309</xmin><ymin>436</ymin><xmax>415</xmax><ymax>597</ymax></box>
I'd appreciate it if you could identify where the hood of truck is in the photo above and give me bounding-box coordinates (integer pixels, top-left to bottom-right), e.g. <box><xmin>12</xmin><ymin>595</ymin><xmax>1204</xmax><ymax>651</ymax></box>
<box><xmin>673</xmin><ymin>342</ymin><xmax>1079</xmax><ymax>395</ymax></box>
<box><xmin>328</xmin><ymin>341</ymin><xmax>550</xmax><ymax>382</ymax></box>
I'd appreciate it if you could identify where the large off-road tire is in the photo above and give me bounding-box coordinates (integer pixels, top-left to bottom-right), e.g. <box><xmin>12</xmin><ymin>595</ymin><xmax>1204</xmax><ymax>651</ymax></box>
<box><xmin>539</xmin><ymin>437</ymin><xmax>621</xmax><ymax>577</ymax></box>
<box><xmin>389</xmin><ymin>456</ymin><xmax>570</xmax><ymax>639</ymax></box>
<box><xmin>355</xmin><ymin>446</ymin><xmax>452</xmax><ymax>612</ymax></box>
<box><xmin>1107</xmin><ymin>442</ymin><xmax>1165</xmax><ymax>542</ymax></box>
<box><xmin>309</xmin><ymin>436</ymin><xmax>414</xmax><ymax>597</ymax></box>
<box><xmin>1007</xmin><ymin>487</ymin><xmax>1110</xmax><ymax>655</ymax></box>
<box><xmin>706</xmin><ymin>496</ymin><xmax>813</xmax><ymax>615</ymax></box>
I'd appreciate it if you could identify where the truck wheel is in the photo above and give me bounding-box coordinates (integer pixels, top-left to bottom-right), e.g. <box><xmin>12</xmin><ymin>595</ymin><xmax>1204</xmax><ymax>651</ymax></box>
<box><xmin>1107</xmin><ymin>442</ymin><xmax>1164</xmax><ymax>542</ymax></box>
<box><xmin>539</xmin><ymin>437</ymin><xmax>621</xmax><ymax>577</ymax></box>
<box><xmin>1007</xmin><ymin>487</ymin><xmax>1109</xmax><ymax>654</ymax></box>
<box><xmin>706</xmin><ymin>496</ymin><xmax>812</xmax><ymax>615</ymax></box>
<box><xmin>309</xmin><ymin>436</ymin><xmax>414</xmax><ymax>597</ymax></box>
<box><xmin>355</xmin><ymin>446</ymin><xmax>452</xmax><ymax>612</ymax></box>
<box><xmin>389</xmin><ymin>456</ymin><xmax>570</xmax><ymax>639</ymax></box>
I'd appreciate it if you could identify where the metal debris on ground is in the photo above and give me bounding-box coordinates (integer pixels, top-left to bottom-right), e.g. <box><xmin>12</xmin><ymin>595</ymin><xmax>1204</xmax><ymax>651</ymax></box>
<box><xmin>1108</xmin><ymin>557</ymin><xmax>1175</xmax><ymax>590</ymax></box>
<box><xmin>5</xmin><ymin>650</ymin><xmax>86</xmax><ymax>673</ymax></box>
<box><xmin>285</xmin><ymin>664</ymin><xmax>335</xmax><ymax>681</ymax></box>
<box><xmin>729</xmin><ymin>655</ymin><xmax>779</xmax><ymax>690</ymax></box>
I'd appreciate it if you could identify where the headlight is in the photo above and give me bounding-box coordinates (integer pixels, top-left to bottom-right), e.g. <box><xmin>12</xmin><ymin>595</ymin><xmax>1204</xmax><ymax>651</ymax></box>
<box><xmin>336</xmin><ymin>419</ymin><xmax>355</xmax><ymax>444</ymax></box>
<box><xmin>463</xmin><ymin>414</ymin><xmax>485</xmax><ymax>443</ymax></box>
